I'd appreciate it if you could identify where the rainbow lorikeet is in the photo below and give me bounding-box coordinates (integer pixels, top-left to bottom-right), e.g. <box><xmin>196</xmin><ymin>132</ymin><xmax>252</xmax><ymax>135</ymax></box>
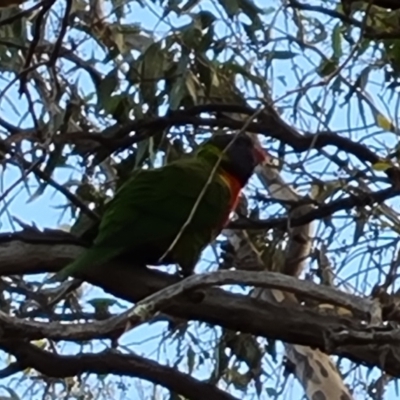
<box><xmin>53</xmin><ymin>133</ymin><xmax>266</xmax><ymax>281</ymax></box>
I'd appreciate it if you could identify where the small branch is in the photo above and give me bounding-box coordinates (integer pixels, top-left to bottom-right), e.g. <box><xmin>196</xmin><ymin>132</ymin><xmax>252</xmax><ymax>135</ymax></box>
<box><xmin>20</xmin><ymin>0</ymin><xmax>56</xmax><ymax>94</ymax></box>
<box><xmin>48</xmin><ymin>0</ymin><xmax>71</xmax><ymax>67</ymax></box>
<box><xmin>288</xmin><ymin>0</ymin><xmax>400</xmax><ymax>40</ymax></box>
<box><xmin>229</xmin><ymin>186</ymin><xmax>400</xmax><ymax>230</ymax></box>
<box><xmin>0</xmin><ymin>138</ymin><xmax>99</xmax><ymax>222</ymax></box>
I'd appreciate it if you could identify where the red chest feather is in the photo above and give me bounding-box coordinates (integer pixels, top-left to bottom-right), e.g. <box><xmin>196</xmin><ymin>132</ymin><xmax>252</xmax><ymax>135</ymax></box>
<box><xmin>218</xmin><ymin>171</ymin><xmax>243</xmax><ymax>227</ymax></box>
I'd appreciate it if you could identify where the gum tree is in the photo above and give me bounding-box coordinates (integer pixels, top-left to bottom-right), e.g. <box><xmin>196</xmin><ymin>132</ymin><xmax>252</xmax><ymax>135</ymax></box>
<box><xmin>0</xmin><ymin>0</ymin><xmax>399</xmax><ymax>399</ymax></box>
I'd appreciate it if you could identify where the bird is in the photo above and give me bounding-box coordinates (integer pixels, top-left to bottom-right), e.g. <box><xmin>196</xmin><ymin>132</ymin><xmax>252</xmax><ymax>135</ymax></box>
<box><xmin>51</xmin><ymin>133</ymin><xmax>266</xmax><ymax>282</ymax></box>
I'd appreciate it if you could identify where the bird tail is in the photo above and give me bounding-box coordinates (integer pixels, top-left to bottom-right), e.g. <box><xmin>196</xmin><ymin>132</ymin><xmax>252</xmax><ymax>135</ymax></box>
<box><xmin>48</xmin><ymin>245</ymin><xmax>122</xmax><ymax>283</ymax></box>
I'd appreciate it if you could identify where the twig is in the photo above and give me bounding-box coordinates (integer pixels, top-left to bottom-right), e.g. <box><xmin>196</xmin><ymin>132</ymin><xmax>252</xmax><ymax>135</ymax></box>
<box><xmin>48</xmin><ymin>0</ymin><xmax>71</xmax><ymax>67</ymax></box>
<box><xmin>19</xmin><ymin>0</ymin><xmax>56</xmax><ymax>94</ymax></box>
<box><xmin>0</xmin><ymin>158</ymin><xmax>43</xmax><ymax>204</ymax></box>
<box><xmin>0</xmin><ymin>139</ymin><xmax>99</xmax><ymax>221</ymax></box>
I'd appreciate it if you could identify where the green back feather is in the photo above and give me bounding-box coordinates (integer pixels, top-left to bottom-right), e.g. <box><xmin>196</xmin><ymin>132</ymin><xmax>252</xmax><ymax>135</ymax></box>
<box><xmin>53</xmin><ymin>147</ymin><xmax>233</xmax><ymax>281</ymax></box>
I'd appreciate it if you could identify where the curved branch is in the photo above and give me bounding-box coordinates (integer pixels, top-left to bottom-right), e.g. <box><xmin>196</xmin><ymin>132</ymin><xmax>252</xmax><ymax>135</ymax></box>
<box><xmin>0</xmin><ymin>231</ymin><xmax>400</xmax><ymax>377</ymax></box>
<box><xmin>1</xmin><ymin>102</ymin><xmax>397</xmax><ymax>183</ymax></box>
<box><xmin>0</xmin><ymin>341</ymin><xmax>238</xmax><ymax>400</ymax></box>
<box><xmin>0</xmin><ymin>267</ymin><xmax>377</xmax><ymax>342</ymax></box>
<box><xmin>116</xmin><ymin>110</ymin><xmax>392</xmax><ymax>169</ymax></box>
<box><xmin>75</xmin><ymin>103</ymin><xmax>399</xmax><ymax>182</ymax></box>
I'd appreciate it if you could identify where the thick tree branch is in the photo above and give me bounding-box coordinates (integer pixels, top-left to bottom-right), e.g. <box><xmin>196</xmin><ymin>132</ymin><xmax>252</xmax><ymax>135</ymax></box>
<box><xmin>40</xmin><ymin>103</ymin><xmax>399</xmax><ymax>183</ymax></box>
<box><xmin>1</xmin><ymin>231</ymin><xmax>400</xmax><ymax>377</ymax></box>
<box><xmin>0</xmin><ymin>341</ymin><xmax>238</xmax><ymax>400</ymax></box>
<box><xmin>121</xmin><ymin>270</ymin><xmax>378</xmax><ymax>325</ymax></box>
<box><xmin>0</xmin><ymin>362</ymin><xmax>23</xmax><ymax>378</ymax></box>
<box><xmin>0</xmin><ymin>269</ymin><xmax>378</xmax><ymax>343</ymax></box>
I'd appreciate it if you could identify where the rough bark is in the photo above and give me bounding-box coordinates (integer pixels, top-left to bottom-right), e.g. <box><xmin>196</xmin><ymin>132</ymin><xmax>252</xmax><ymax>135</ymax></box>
<box><xmin>0</xmin><ymin>230</ymin><xmax>400</xmax><ymax>378</ymax></box>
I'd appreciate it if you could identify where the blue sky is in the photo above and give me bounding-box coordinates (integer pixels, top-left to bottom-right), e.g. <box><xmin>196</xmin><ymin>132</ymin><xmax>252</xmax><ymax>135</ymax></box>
<box><xmin>0</xmin><ymin>0</ymin><xmax>399</xmax><ymax>399</ymax></box>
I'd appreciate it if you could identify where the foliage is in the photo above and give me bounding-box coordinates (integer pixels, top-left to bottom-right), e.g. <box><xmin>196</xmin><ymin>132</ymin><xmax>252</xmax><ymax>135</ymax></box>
<box><xmin>0</xmin><ymin>0</ymin><xmax>400</xmax><ymax>399</ymax></box>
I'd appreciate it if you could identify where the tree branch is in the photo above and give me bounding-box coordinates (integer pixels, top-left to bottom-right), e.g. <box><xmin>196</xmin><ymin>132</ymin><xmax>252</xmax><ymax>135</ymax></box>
<box><xmin>116</xmin><ymin>109</ymin><xmax>394</xmax><ymax>170</ymax></box>
<box><xmin>119</xmin><ymin>270</ymin><xmax>378</xmax><ymax>326</ymax></box>
<box><xmin>1</xmin><ymin>231</ymin><xmax>400</xmax><ymax>376</ymax></box>
<box><xmin>0</xmin><ymin>341</ymin><xmax>238</xmax><ymax>400</ymax></box>
<box><xmin>50</xmin><ymin>103</ymin><xmax>400</xmax><ymax>184</ymax></box>
<box><xmin>0</xmin><ymin>269</ymin><xmax>378</xmax><ymax>343</ymax></box>
<box><xmin>229</xmin><ymin>186</ymin><xmax>400</xmax><ymax>230</ymax></box>
<box><xmin>289</xmin><ymin>0</ymin><xmax>400</xmax><ymax>39</ymax></box>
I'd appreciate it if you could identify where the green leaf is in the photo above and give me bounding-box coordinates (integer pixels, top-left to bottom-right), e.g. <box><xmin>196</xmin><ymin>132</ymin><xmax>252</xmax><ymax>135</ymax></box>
<box><xmin>170</xmin><ymin>76</ymin><xmax>187</xmax><ymax>110</ymax></box>
<box><xmin>372</xmin><ymin>160</ymin><xmax>392</xmax><ymax>171</ymax></box>
<box><xmin>197</xmin><ymin>10</ymin><xmax>216</xmax><ymax>29</ymax></box>
<box><xmin>353</xmin><ymin>211</ymin><xmax>366</xmax><ymax>245</ymax></box>
<box><xmin>27</xmin><ymin>142</ymin><xmax>65</xmax><ymax>203</ymax></box>
<box><xmin>88</xmin><ymin>298</ymin><xmax>117</xmax><ymax>309</ymax></box>
<box><xmin>187</xmin><ymin>346</ymin><xmax>196</xmax><ymax>374</ymax></box>
<box><xmin>135</xmin><ymin>137</ymin><xmax>154</xmax><ymax>168</ymax></box>
<box><xmin>218</xmin><ymin>0</ymin><xmax>240</xmax><ymax>17</ymax></box>
<box><xmin>224</xmin><ymin>62</ymin><xmax>264</xmax><ymax>87</ymax></box>
<box><xmin>357</xmin><ymin>37</ymin><xmax>372</xmax><ymax>57</ymax></box>
<box><xmin>103</xmin><ymin>94</ymin><xmax>132</xmax><ymax>123</ymax></box>
<box><xmin>227</xmin><ymin>368</ymin><xmax>251</xmax><ymax>391</ymax></box>
<box><xmin>266</xmin><ymin>387</ymin><xmax>278</xmax><ymax>397</ymax></box>
<box><xmin>240</xmin><ymin>0</ymin><xmax>264</xmax><ymax>30</ymax></box>
<box><xmin>332</xmin><ymin>23</ymin><xmax>342</xmax><ymax>60</ymax></box>
<box><xmin>376</xmin><ymin>113</ymin><xmax>394</xmax><ymax>132</ymax></box>
<box><xmin>185</xmin><ymin>72</ymin><xmax>199</xmax><ymax>104</ymax></box>
<box><xmin>111</xmin><ymin>0</ymin><xmax>125</xmax><ymax>20</ymax></box>
<box><xmin>266</xmin><ymin>50</ymin><xmax>298</xmax><ymax>61</ymax></box>
<box><xmin>181</xmin><ymin>25</ymin><xmax>202</xmax><ymax>49</ymax></box>
<box><xmin>195</xmin><ymin>56</ymin><xmax>219</xmax><ymax>96</ymax></box>
<box><xmin>169</xmin><ymin>53</ymin><xmax>190</xmax><ymax>110</ymax></box>
<box><xmin>97</xmin><ymin>69</ymin><xmax>119</xmax><ymax>112</ymax></box>
<box><xmin>140</xmin><ymin>42</ymin><xmax>166</xmax><ymax>105</ymax></box>
<box><xmin>317</xmin><ymin>58</ymin><xmax>337</xmax><ymax>77</ymax></box>
<box><xmin>385</xmin><ymin>40</ymin><xmax>400</xmax><ymax>75</ymax></box>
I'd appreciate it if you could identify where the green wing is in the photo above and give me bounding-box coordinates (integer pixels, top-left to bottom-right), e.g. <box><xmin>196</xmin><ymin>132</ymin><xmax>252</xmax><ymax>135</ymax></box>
<box><xmin>54</xmin><ymin>158</ymin><xmax>231</xmax><ymax>281</ymax></box>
